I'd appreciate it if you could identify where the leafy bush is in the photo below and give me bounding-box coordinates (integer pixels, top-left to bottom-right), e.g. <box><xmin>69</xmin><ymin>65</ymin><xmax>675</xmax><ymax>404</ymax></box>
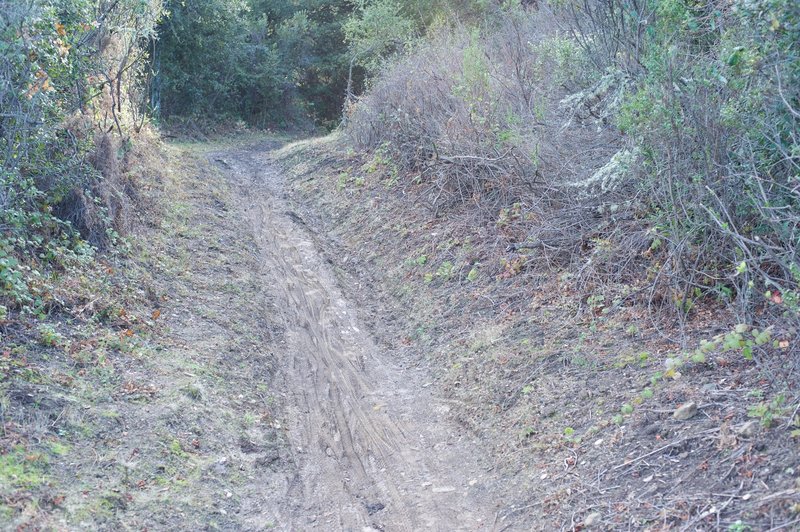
<box><xmin>1</xmin><ymin>0</ymin><xmax>161</xmax><ymax>310</ymax></box>
<box><xmin>558</xmin><ymin>0</ymin><xmax>800</xmax><ymax>327</ymax></box>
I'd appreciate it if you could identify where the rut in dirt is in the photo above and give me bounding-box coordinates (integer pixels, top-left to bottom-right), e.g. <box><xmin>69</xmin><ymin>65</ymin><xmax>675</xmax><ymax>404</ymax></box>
<box><xmin>215</xmin><ymin>142</ymin><xmax>501</xmax><ymax>531</ymax></box>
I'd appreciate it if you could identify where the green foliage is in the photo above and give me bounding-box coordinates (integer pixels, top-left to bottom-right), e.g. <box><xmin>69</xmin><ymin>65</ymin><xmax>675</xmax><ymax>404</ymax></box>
<box><xmin>344</xmin><ymin>0</ymin><xmax>417</xmax><ymax>74</ymax></box>
<box><xmin>157</xmin><ymin>0</ymin><xmax>354</xmax><ymax>128</ymax></box>
<box><xmin>748</xmin><ymin>393</ymin><xmax>786</xmax><ymax>428</ymax></box>
<box><xmin>607</xmin><ymin>0</ymin><xmax>800</xmax><ymax>321</ymax></box>
<box><xmin>562</xmin><ymin>426</ymin><xmax>582</xmax><ymax>444</ymax></box>
<box><xmin>37</xmin><ymin>324</ymin><xmax>64</xmax><ymax>348</ymax></box>
<box><xmin>436</xmin><ymin>260</ymin><xmax>456</xmax><ymax>281</ymax></box>
<box><xmin>1</xmin><ymin>0</ymin><xmax>152</xmax><ymax>312</ymax></box>
<box><xmin>168</xmin><ymin>438</ymin><xmax>189</xmax><ymax>458</ymax></box>
<box><xmin>727</xmin><ymin>521</ymin><xmax>751</xmax><ymax>532</ymax></box>
<box><xmin>0</xmin><ymin>446</ymin><xmax>47</xmax><ymax>492</ymax></box>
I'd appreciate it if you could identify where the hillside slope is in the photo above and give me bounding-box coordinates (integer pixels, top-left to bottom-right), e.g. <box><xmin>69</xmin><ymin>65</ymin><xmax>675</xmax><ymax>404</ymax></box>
<box><xmin>276</xmin><ymin>134</ymin><xmax>800</xmax><ymax>530</ymax></box>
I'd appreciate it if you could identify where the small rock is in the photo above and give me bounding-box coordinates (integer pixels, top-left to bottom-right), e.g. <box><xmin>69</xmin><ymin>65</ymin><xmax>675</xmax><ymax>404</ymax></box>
<box><xmin>365</xmin><ymin>502</ymin><xmax>385</xmax><ymax>515</ymax></box>
<box><xmin>541</xmin><ymin>406</ymin><xmax>557</xmax><ymax>418</ymax></box>
<box><xmin>673</xmin><ymin>401</ymin><xmax>698</xmax><ymax>421</ymax></box>
<box><xmin>736</xmin><ymin>420</ymin><xmax>759</xmax><ymax>437</ymax></box>
<box><xmin>469</xmin><ymin>479</ymin><xmax>478</xmax><ymax>486</ymax></box>
<box><xmin>254</xmin><ymin>450</ymin><xmax>280</xmax><ymax>468</ymax></box>
<box><xmin>431</xmin><ymin>486</ymin><xmax>456</xmax><ymax>493</ymax></box>
<box><xmin>584</xmin><ymin>512</ymin><xmax>602</xmax><ymax>526</ymax></box>
<box><xmin>642</xmin><ymin>424</ymin><xmax>659</xmax><ymax>435</ymax></box>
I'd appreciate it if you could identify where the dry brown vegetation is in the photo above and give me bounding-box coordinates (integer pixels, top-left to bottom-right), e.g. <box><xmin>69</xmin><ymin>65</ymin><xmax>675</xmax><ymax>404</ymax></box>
<box><xmin>345</xmin><ymin>2</ymin><xmax>800</xmax><ymax>341</ymax></box>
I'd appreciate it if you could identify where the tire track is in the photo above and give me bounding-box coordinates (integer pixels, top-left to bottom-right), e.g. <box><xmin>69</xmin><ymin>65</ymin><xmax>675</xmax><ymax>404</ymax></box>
<box><xmin>218</xmin><ymin>143</ymin><xmax>497</xmax><ymax>531</ymax></box>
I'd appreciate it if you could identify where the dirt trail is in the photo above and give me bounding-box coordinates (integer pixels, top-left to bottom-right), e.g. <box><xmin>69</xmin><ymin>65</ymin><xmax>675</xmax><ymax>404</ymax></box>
<box><xmin>216</xmin><ymin>142</ymin><xmax>499</xmax><ymax>531</ymax></box>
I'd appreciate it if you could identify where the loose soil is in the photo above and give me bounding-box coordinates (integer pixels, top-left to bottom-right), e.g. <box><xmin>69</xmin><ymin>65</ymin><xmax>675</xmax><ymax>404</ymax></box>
<box><xmin>221</xmin><ymin>141</ymin><xmax>503</xmax><ymax>529</ymax></box>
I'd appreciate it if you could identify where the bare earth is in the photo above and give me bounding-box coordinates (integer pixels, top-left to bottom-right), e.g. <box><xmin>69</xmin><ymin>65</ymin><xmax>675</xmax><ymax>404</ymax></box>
<box><xmin>217</xmin><ymin>141</ymin><xmax>502</xmax><ymax>530</ymax></box>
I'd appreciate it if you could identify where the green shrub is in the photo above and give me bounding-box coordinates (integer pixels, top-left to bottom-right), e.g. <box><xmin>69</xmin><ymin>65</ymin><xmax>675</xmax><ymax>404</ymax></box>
<box><xmin>554</xmin><ymin>0</ymin><xmax>800</xmax><ymax>327</ymax></box>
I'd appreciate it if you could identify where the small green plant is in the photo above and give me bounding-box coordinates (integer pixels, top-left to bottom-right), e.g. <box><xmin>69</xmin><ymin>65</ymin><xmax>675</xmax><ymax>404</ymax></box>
<box><xmin>436</xmin><ymin>261</ymin><xmax>455</xmax><ymax>280</ymax></box>
<box><xmin>495</xmin><ymin>203</ymin><xmax>523</xmax><ymax>229</ymax></box>
<box><xmin>37</xmin><ymin>324</ymin><xmax>63</xmax><ymax>347</ymax></box>
<box><xmin>169</xmin><ymin>438</ymin><xmax>189</xmax><ymax>458</ymax></box>
<box><xmin>694</xmin><ymin>324</ymin><xmax>774</xmax><ymax>361</ymax></box>
<box><xmin>747</xmin><ymin>393</ymin><xmax>786</xmax><ymax>428</ymax></box>
<box><xmin>183</xmin><ymin>384</ymin><xmax>202</xmax><ymax>401</ymax></box>
<box><xmin>586</xmin><ymin>294</ymin><xmax>606</xmax><ymax>312</ymax></box>
<box><xmin>467</xmin><ymin>267</ymin><xmax>479</xmax><ymax>282</ymax></box>
<box><xmin>563</xmin><ymin>426</ymin><xmax>581</xmax><ymax>444</ymax></box>
<box><xmin>0</xmin><ymin>245</ymin><xmax>31</xmax><ymax>305</ymax></box>
<box><xmin>727</xmin><ymin>520</ymin><xmax>751</xmax><ymax>532</ymax></box>
<box><xmin>336</xmin><ymin>172</ymin><xmax>349</xmax><ymax>190</ymax></box>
